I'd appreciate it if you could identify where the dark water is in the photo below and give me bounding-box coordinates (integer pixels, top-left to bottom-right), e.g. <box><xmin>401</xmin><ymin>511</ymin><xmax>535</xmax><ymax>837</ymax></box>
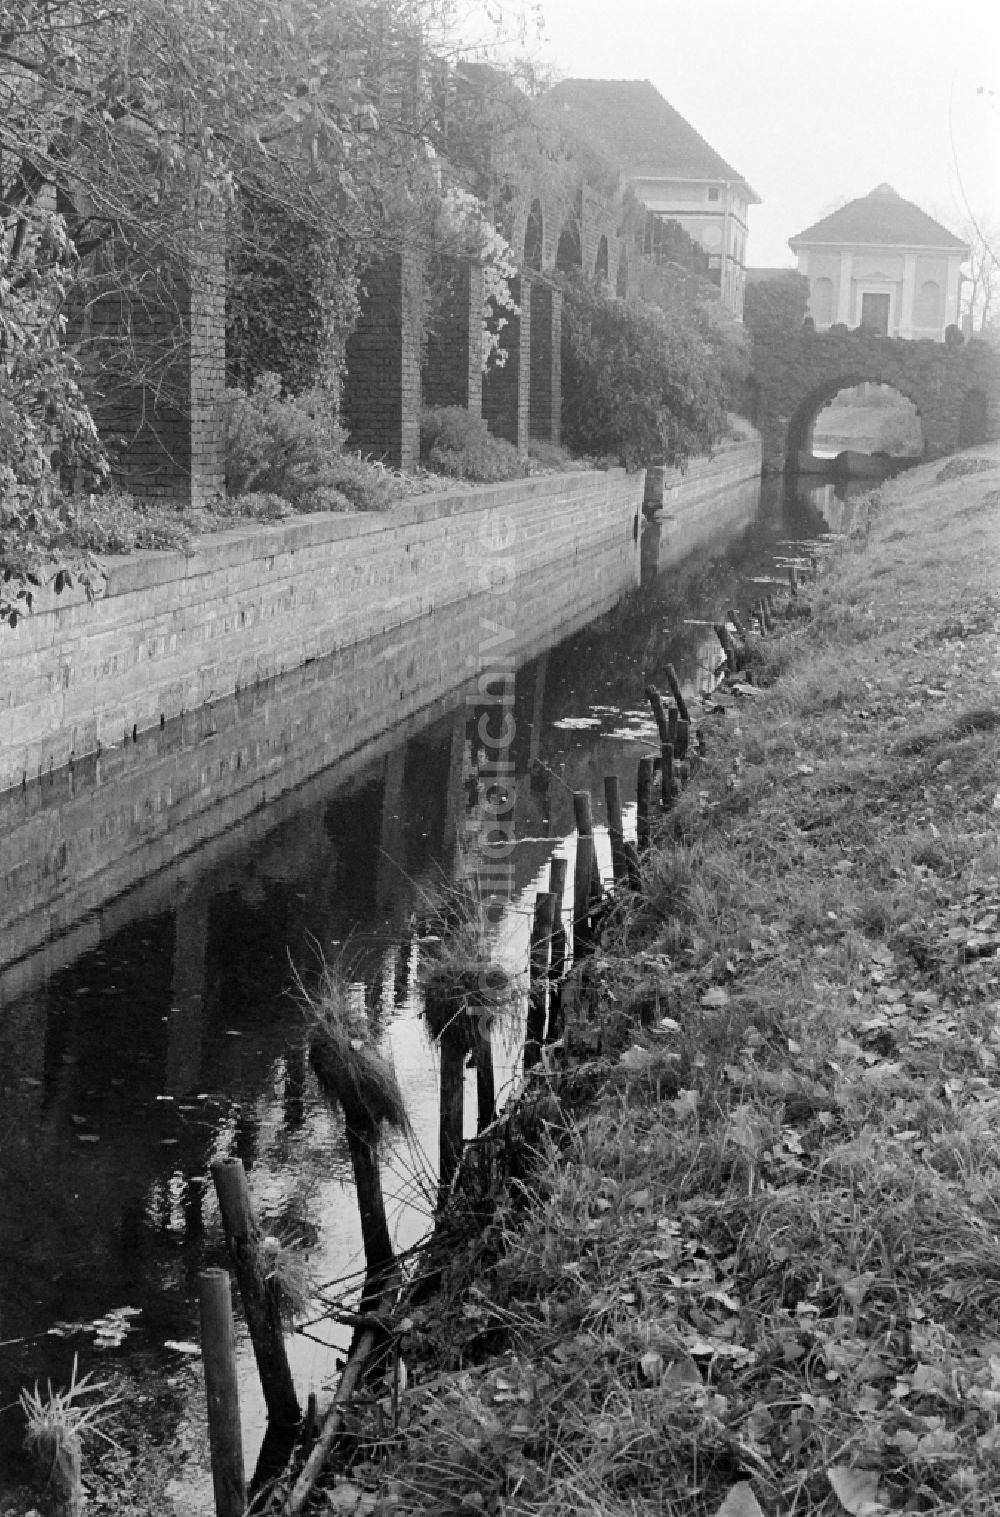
<box><xmin>0</xmin><ymin>472</ymin><xmax>858</xmax><ymax>1487</ymax></box>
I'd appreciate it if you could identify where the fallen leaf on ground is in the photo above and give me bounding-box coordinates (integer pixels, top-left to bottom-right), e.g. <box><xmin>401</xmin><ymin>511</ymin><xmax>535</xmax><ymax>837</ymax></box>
<box><xmin>828</xmin><ymin>1465</ymin><xmax>886</xmax><ymax>1515</ymax></box>
<box><xmin>714</xmin><ymin>1482</ymin><xmax>765</xmax><ymax>1517</ymax></box>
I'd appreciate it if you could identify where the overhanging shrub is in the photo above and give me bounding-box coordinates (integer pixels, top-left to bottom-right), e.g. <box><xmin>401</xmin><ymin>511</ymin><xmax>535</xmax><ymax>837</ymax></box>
<box><xmin>420</xmin><ymin>406</ymin><xmax>528</xmax><ymax>482</ymax></box>
<box><xmin>559</xmin><ymin>273</ymin><xmax>728</xmax><ymax>470</ymax></box>
<box><xmin>222</xmin><ymin>375</ymin><xmax>405</xmax><ymax>512</ymax></box>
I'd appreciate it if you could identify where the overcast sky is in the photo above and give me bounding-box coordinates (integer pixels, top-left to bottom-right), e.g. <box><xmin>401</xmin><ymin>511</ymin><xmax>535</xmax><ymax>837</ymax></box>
<box><xmin>522</xmin><ymin>0</ymin><xmax>1000</xmax><ymax>266</ymax></box>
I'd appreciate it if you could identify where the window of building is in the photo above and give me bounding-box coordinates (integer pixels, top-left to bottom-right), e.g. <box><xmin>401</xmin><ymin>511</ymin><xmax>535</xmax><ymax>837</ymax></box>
<box><xmin>707</xmin><ymin>188</ymin><xmax>720</xmax><ymax>202</ymax></box>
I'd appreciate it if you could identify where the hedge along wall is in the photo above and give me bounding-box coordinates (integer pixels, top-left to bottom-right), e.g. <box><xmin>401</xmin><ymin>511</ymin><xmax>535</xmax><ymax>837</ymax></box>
<box><xmin>0</xmin><ymin>470</ymin><xmax>644</xmax><ymax>797</ymax></box>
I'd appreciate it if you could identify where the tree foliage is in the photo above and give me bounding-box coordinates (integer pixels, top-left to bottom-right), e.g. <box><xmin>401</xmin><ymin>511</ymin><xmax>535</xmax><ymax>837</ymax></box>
<box><xmin>0</xmin><ymin>0</ymin><xmax>457</xmax><ymax>407</ymax></box>
<box><xmin>742</xmin><ymin>272</ymin><xmax>810</xmax><ymax>336</ymax></box>
<box><xmin>0</xmin><ymin>210</ymin><xmax>108</xmax><ymax>623</ymax></box>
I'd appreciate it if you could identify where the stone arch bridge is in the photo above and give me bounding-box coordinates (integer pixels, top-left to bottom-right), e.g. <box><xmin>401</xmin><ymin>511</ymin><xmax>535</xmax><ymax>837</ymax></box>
<box><xmin>750</xmin><ymin>327</ymin><xmax>1000</xmax><ymax>474</ymax></box>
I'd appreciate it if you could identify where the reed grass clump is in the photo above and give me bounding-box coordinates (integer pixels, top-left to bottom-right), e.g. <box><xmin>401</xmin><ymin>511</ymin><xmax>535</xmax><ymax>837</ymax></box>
<box><xmin>303</xmin><ymin>963</ymin><xmax>409</xmax><ymax>1135</ymax></box>
<box><xmin>20</xmin><ymin>1357</ymin><xmax>117</xmax><ymax>1517</ymax></box>
<box><xmin>417</xmin><ymin>880</ymin><xmax>520</xmax><ymax>1049</ymax></box>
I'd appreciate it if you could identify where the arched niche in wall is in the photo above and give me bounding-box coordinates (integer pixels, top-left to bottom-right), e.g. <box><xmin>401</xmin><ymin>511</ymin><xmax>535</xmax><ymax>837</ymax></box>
<box><xmin>555</xmin><ymin>219</ymin><xmax>581</xmax><ymax>273</ymax></box>
<box><xmin>524</xmin><ymin>199</ymin><xmax>543</xmax><ymax>272</ymax></box>
<box><xmin>615</xmin><ymin>245</ymin><xmax>628</xmax><ymax>298</ymax></box>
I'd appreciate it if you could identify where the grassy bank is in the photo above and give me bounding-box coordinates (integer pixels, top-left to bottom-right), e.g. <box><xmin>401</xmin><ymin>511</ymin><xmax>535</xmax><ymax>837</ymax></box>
<box><xmin>366</xmin><ymin>448</ymin><xmax>1000</xmax><ymax>1517</ymax></box>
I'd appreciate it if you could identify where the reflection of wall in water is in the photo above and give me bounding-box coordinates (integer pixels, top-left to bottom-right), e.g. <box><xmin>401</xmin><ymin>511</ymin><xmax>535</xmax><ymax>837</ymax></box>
<box><xmin>643</xmin><ymin>475</ymin><xmax>761</xmax><ymax>578</ymax></box>
<box><xmin>2</xmin><ymin>551</ymin><xmax>636</xmax><ymax>989</ymax></box>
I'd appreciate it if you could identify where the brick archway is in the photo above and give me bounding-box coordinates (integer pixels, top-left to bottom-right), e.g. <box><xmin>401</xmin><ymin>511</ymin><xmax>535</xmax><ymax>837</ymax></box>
<box><xmin>785</xmin><ymin>376</ymin><xmax>926</xmax><ymax>462</ymax></box>
<box><xmin>751</xmin><ymin>328</ymin><xmax>1000</xmax><ymax>472</ymax></box>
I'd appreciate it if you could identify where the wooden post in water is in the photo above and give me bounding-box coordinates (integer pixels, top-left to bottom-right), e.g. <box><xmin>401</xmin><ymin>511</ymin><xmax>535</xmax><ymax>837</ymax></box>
<box><xmin>199</xmin><ymin>1268</ymin><xmax>246</xmax><ymax>1517</ymax></box>
<box><xmin>211</xmin><ymin>1158</ymin><xmax>300</xmax><ymax>1428</ymax></box>
<box><xmin>573</xmin><ymin>790</ymin><xmax>603</xmax><ymax>900</ymax></box>
<box><xmin>548</xmin><ymin>858</ymin><xmax>568</xmax><ymax>981</ymax></box>
<box><xmin>661</xmin><ymin>742</ymin><xmax>675</xmax><ymax>808</ymax></box>
<box><xmin>675</xmin><ymin>718</ymin><xmax>690</xmax><ymax>760</ymax></box>
<box><xmin>603</xmin><ymin>775</ymin><xmax>628</xmax><ymax>889</ymax></box>
<box><xmin>344</xmin><ymin>1124</ymin><xmax>395</xmax><ymax>1293</ymax></box>
<box><xmin>525</xmin><ymin>891</ymin><xmax>555</xmax><ymax>1069</ymax></box>
<box><xmin>757</xmin><ymin>598</ymin><xmax>771</xmax><ymax>635</ymax></box>
<box><xmin>437</xmin><ymin>1005</ymin><xmax>466</xmax><ymax>1201</ymax></box>
<box><xmin>667</xmin><ymin>705</ymin><xmax>679</xmax><ymax>750</ymax></box>
<box><xmin>546</xmin><ymin>858</ymin><xmax>568</xmax><ymax>1043</ymax></box>
<box><xmin>637</xmin><ymin>757</ymin><xmax>653</xmax><ymax>852</ymax></box>
<box><xmin>645</xmin><ymin>684</ymin><xmax>670</xmax><ymax>746</ymax></box>
<box><xmin>663</xmin><ymin>664</ymin><xmax>691</xmax><ymax>726</ymax></box>
<box><xmin>573</xmin><ymin>835</ymin><xmax>597</xmax><ymax>956</ymax></box>
<box><xmin>788</xmin><ymin>564</ymin><xmax>799</xmax><ymax>597</ymax></box>
<box><xmin>728</xmin><ymin>608</ymin><xmax>749</xmax><ymax>640</ymax></box>
<box><xmin>473</xmin><ymin>1019</ymin><xmax>496</xmax><ymax>1133</ymax></box>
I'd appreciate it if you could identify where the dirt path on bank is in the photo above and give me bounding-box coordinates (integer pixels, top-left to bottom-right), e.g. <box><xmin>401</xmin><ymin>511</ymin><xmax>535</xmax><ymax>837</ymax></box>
<box><xmin>370</xmin><ymin>448</ymin><xmax>1000</xmax><ymax>1517</ymax></box>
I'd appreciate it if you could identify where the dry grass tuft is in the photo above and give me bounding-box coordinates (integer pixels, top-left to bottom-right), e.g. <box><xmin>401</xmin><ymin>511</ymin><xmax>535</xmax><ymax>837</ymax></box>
<box><xmin>303</xmin><ymin>961</ymin><xmax>410</xmax><ymax>1134</ymax></box>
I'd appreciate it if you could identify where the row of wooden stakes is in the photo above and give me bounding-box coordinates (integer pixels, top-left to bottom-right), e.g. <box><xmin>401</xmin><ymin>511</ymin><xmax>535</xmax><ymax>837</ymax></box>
<box><xmin>196</xmin><ymin>574</ymin><xmax>811</xmax><ymax>1515</ymax></box>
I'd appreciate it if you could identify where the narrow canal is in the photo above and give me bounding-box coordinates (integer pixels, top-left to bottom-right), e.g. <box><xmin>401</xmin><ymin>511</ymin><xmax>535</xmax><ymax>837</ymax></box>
<box><xmin>0</xmin><ymin>472</ymin><xmax>862</xmax><ymax>1492</ymax></box>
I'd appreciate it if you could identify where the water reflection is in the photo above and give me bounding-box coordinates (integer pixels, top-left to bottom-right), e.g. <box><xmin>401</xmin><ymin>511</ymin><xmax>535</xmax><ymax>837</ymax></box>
<box><xmin>0</xmin><ymin>468</ymin><xmax>850</xmax><ymax>1483</ymax></box>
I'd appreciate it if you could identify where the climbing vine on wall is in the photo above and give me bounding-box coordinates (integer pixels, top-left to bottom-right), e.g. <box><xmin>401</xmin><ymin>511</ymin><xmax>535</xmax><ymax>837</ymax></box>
<box><xmin>227</xmin><ymin>200</ymin><xmax>362</xmax><ymax>400</ymax></box>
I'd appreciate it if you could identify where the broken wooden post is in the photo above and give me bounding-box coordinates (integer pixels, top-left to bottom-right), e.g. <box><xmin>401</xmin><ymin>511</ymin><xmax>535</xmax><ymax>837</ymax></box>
<box><xmin>637</xmin><ymin>756</ymin><xmax>654</xmax><ymax>852</ymax></box>
<box><xmin>211</xmin><ymin>1158</ymin><xmax>300</xmax><ymax>1428</ymax></box>
<box><xmin>547</xmin><ymin>858</ymin><xmax>568</xmax><ymax>981</ymax></box>
<box><xmin>473</xmin><ymin>1018</ymin><xmax>495</xmax><ymax>1133</ymax></box>
<box><xmin>573</xmin><ymin>789</ymin><xmax>603</xmax><ymax>900</ymax></box>
<box><xmin>603</xmin><ymin>775</ymin><xmax>628</xmax><ymax>889</ymax></box>
<box><xmin>525</xmin><ymin>891</ymin><xmax>556</xmax><ymax>1069</ymax></box>
<box><xmin>573</xmin><ymin>835</ymin><xmax>597</xmax><ymax>958</ymax></box>
<box><xmin>546</xmin><ymin>858</ymin><xmax>568</xmax><ymax>1043</ymax></box>
<box><xmin>662</xmin><ymin>664</ymin><xmax>691</xmax><ymax>726</ymax></box>
<box><xmin>199</xmin><ymin>1268</ymin><xmax>246</xmax><ymax>1517</ymax></box>
<box><xmin>436</xmin><ymin>1008</ymin><xmax>466</xmax><ymax>1200</ymax></box>
<box><xmin>728</xmin><ymin>607</ymin><xmax>749</xmax><ymax>640</ymax></box>
<box><xmin>645</xmin><ymin>684</ymin><xmax>670</xmax><ymax>746</ymax></box>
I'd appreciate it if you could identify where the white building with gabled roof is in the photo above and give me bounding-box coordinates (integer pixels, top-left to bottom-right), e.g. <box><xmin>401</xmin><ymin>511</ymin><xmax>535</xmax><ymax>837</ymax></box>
<box><xmin>788</xmin><ymin>184</ymin><xmax>969</xmax><ymax>341</ymax></box>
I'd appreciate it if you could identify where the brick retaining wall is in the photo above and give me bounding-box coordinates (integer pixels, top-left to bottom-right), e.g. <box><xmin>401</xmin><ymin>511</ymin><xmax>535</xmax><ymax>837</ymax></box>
<box><xmin>0</xmin><ymin>471</ymin><xmax>644</xmax><ymax>797</ymax></box>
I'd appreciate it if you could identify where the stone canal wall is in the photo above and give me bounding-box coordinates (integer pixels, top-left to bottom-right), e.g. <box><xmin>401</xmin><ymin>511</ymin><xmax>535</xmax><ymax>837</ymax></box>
<box><xmin>0</xmin><ymin>470</ymin><xmax>643</xmax><ymax>797</ymax></box>
<box><xmin>642</xmin><ymin>432</ymin><xmax>762</xmax><ymax>569</ymax></box>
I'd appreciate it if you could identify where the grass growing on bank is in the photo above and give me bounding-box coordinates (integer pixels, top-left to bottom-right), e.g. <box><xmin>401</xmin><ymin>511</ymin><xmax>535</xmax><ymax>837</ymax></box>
<box><xmin>366</xmin><ymin>450</ymin><xmax>1000</xmax><ymax>1516</ymax></box>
